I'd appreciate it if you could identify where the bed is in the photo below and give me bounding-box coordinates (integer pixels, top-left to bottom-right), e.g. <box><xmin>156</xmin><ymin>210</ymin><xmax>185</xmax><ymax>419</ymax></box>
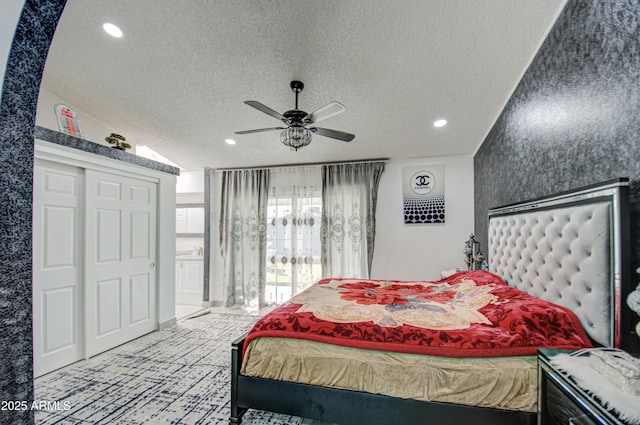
<box><xmin>230</xmin><ymin>178</ymin><xmax>633</xmax><ymax>425</ymax></box>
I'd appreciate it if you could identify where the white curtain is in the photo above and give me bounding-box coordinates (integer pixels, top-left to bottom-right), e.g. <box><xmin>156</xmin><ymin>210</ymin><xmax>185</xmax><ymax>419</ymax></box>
<box><xmin>219</xmin><ymin>169</ymin><xmax>269</xmax><ymax>310</ymax></box>
<box><xmin>266</xmin><ymin>166</ymin><xmax>322</xmax><ymax>305</ymax></box>
<box><xmin>321</xmin><ymin>162</ymin><xmax>385</xmax><ymax>278</ymax></box>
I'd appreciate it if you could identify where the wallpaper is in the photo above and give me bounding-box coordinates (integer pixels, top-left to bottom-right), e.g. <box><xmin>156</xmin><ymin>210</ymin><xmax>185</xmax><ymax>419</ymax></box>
<box><xmin>0</xmin><ymin>1</ymin><xmax>66</xmax><ymax>424</ymax></box>
<box><xmin>474</xmin><ymin>0</ymin><xmax>640</xmax><ymax>353</ymax></box>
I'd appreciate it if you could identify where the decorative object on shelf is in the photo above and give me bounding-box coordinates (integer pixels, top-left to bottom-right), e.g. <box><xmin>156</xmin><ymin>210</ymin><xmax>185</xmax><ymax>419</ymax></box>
<box><xmin>105</xmin><ymin>133</ymin><xmax>131</xmax><ymax>151</ymax></box>
<box><xmin>402</xmin><ymin>164</ymin><xmax>445</xmax><ymax>224</ymax></box>
<box><xmin>54</xmin><ymin>103</ymin><xmax>83</xmax><ymax>137</ymax></box>
<box><xmin>627</xmin><ymin>266</ymin><xmax>640</xmax><ymax>337</ymax></box>
<box><xmin>463</xmin><ymin>234</ymin><xmax>486</xmax><ymax>270</ymax></box>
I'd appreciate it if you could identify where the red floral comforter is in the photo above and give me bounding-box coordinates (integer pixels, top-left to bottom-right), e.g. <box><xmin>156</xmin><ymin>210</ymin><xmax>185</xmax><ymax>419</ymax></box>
<box><xmin>244</xmin><ymin>271</ymin><xmax>593</xmax><ymax>358</ymax></box>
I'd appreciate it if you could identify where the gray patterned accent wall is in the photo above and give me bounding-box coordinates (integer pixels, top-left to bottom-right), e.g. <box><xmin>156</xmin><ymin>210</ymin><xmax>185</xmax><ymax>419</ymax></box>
<box><xmin>474</xmin><ymin>0</ymin><xmax>640</xmax><ymax>353</ymax></box>
<box><xmin>0</xmin><ymin>1</ymin><xmax>66</xmax><ymax>424</ymax></box>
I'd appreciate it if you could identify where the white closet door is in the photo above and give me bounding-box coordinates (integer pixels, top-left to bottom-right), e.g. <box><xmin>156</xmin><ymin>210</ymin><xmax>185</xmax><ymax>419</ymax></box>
<box><xmin>33</xmin><ymin>160</ymin><xmax>84</xmax><ymax>377</ymax></box>
<box><xmin>85</xmin><ymin>170</ymin><xmax>157</xmax><ymax>357</ymax></box>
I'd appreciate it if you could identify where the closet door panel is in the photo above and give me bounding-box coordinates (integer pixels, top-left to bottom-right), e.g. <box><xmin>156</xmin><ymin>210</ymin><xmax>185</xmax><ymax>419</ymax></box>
<box><xmin>130</xmin><ymin>211</ymin><xmax>151</xmax><ymax>258</ymax></box>
<box><xmin>43</xmin><ymin>206</ymin><xmax>76</xmax><ymax>267</ymax></box>
<box><xmin>85</xmin><ymin>170</ymin><xmax>157</xmax><ymax>357</ymax></box>
<box><xmin>96</xmin><ymin>209</ymin><xmax>122</xmax><ymax>262</ymax></box>
<box><xmin>130</xmin><ymin>273</ymin><xmax>151</xmax><ymax>324</ymax></box>
<box><xmin>96</xmin><ymin>278</ymin><xmax>122</xmax><ymax>336</ymax></box>
<box><xmin>41</xmin><ymin>287</ymin><xmax>76</xmax><ymax>353</ymax></box>
<box><xmin>33</xmin><ymin>160</ymin><xmax>84</xmax><ymax>377</ymax></box>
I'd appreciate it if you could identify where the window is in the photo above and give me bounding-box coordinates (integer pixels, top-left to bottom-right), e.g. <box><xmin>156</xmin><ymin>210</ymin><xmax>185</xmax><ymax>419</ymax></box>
<box><xmin>265</xmin><ymin>167</ymin><xmax>322</xmax><ymax>306</ymax></box>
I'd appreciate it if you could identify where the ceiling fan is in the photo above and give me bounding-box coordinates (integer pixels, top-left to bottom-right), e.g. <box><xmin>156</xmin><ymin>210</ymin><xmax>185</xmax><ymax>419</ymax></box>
<box><xmin>235</xmin><ymin>81</ymin><xmax>355</xmax><ymax>151</ymax></box>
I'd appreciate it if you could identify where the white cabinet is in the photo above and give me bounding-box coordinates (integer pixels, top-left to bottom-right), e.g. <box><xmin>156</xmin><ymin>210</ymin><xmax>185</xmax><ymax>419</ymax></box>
<box><xmin>175</xmin><ymin>259</ymin><xmax>203</xmax><ymax>305</ymax></box>
<box><xmin>176</xmin><ymin>208</ymin><xmax>187</xmax><ymax>233</ymax></box>
<box><xmin>176</xmin><ymin>207</ymin><xmax>204</xmax><ymax>235</ymax></box>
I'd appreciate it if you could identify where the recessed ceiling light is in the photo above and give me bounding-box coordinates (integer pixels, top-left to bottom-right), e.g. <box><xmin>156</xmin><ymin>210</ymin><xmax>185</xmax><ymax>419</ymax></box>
<box><xmin>433</xmin><ymin>119</ymin><xmax>448</xmax><ymax>128</ymax></box>
<box><xmin>103</xmin><ymin>23</ymin><xmax>123</xmax><ymax>38</ymax></box>
<box><xmin>225</xmin><ymin>139</ymin><xmax>236</xmax><ymax>145</ymax></box>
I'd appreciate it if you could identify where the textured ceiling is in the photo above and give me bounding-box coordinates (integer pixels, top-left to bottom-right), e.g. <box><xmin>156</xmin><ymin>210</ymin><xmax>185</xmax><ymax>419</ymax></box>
<box><xmin>41</xmin><ymin>0</ymin><xmax>566</xmax><ymax>170</ymax></box>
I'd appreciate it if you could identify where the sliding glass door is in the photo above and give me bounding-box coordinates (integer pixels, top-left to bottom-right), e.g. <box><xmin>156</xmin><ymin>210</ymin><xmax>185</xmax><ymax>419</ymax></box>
<box><xmin>265</xmin><ymin>168</ymin><xmax>322</xmax><ymax>306</ymax></box>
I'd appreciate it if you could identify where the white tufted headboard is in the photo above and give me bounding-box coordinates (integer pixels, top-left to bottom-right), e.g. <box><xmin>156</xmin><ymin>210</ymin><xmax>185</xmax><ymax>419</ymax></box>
<box><xmin>488</xmin><ymin>179</ymin><xmax>630</xmax><ymax>348</ymax></box>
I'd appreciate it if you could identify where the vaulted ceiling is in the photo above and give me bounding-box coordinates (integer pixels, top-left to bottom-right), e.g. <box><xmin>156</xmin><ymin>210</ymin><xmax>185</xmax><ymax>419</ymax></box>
<box><xmin>41</xmin><ymin>0</ymin><xmax>566</xmax><ymax>170</ymax></box>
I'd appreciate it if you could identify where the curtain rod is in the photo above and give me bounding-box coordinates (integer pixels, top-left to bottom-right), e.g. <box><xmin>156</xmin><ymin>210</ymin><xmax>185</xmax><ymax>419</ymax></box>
<box><xmin>213</xmin><ymin>158</ymin><xmax>389</xmax><ymax>173</ymax></box>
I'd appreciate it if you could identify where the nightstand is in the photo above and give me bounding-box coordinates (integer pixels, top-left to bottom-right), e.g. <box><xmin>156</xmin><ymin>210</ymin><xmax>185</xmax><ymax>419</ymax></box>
<box><xmin>538</xmin><ymin>349</ymin><xmax>632</xmax><ymax>425</ymax></box>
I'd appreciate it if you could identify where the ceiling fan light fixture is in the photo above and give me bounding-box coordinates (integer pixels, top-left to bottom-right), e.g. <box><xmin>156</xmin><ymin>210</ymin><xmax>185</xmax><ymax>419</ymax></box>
<box><xmin>280</xmin><ymin>126</ymin><xmax>312</xmax><ymax>151</ymax></box>
<box><xmin>237</xmin><ymin>81</ymin><xmax>354</xmax><ymax>149</ymax></box>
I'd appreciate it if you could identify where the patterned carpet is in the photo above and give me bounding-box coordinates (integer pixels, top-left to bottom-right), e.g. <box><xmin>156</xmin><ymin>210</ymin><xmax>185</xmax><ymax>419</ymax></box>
<box><xmin>35</xmin><ymin>311</ymin><xmax>314</xmax><ymax>425</ymax></box>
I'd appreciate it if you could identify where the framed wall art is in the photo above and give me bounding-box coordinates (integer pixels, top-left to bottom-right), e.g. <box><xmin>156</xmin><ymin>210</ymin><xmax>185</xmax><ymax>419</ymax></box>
<box><xmin>402</xmin><ymin>165</ymin><xmax>445</xmax><ymax>224</ymax></box>
<box><xmin>54</xmin><ymin>103</ymin><xmax>83</xmax><ymax>138</ymax></box>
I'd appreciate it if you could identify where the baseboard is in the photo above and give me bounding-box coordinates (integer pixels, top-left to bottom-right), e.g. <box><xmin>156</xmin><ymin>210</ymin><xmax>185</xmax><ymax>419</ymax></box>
<box><xmin>158</xmin><ymin>317</ymin><xmax>177</xmax><ymax>330</ymax></box>
<box><xmin>202</xmin><ymin>300</ymin><xmax>223</xmax><ymax>308</ymax></box>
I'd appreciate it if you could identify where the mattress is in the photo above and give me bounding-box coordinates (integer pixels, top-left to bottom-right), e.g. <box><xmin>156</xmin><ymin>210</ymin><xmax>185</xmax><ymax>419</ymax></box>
<box><xmin>242</xmin><ymin>337</ymin><xmax>538</xmax><ymax>412</ymax></box>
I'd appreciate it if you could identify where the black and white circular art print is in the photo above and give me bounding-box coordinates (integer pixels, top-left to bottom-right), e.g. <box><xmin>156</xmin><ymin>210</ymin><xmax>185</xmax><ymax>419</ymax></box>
<box><xmin>402</xmin><ymin>165</ymin><xmax>445</xmax><ymax>224</ymax></box>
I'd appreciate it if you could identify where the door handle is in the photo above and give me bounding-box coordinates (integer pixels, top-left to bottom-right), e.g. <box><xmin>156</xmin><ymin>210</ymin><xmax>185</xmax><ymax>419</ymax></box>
<box><xmin>150</xmin><ymin>262</ymin><xmax>156</xmax><ymax>268</ymax></box>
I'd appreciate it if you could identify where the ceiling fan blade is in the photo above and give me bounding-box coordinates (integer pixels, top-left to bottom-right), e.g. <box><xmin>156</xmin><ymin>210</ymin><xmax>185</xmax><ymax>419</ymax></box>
<box><xmin>310</xmin><ymin>127</ymin><xmax>355</xmax><ymax>142</ymax></box>
<box><xmin>235</xmin><ymin>127</ymin><xmax>284</xmax><ymax>135</ymax></box>
<box><xmin>244</xmin><ymin>101</ymin><xmax>286</xmax><ymax>121</ymax></box>
<box><xmin>304</xmin><ymin>102</ymin><xmax>346</xmax><ymax>124</ymax></box>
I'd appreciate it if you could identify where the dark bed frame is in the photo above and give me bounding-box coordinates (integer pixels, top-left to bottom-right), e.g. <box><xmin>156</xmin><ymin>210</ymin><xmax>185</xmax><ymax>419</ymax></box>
<box><xmin>229</xmin><ymin>179</ymin><xmax>632</xmax><ymax>425</ymax></box>
<box><xmin>231</xmin><ymin>335</ymin><xmax>536</xmax><ymax>425</ymax></box>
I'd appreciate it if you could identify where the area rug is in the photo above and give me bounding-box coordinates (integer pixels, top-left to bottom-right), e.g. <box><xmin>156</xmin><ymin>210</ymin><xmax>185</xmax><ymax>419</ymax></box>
<box><xmin>35</xmin><ymin>311</ymin><xmax>307</xmax><ymax>424</ymax></box>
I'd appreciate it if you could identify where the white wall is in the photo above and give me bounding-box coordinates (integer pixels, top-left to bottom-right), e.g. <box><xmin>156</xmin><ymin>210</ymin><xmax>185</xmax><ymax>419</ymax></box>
<box><xmin>176</xmin><ymin>169</ymin><xmax>204</xmax><ymax>194</ymax></box>
<box><xmin>370</xmin><ymin>155</ymin><xmax>474</xmax><ymax>281</ymax></box>
<box><xmin>36</xmin><ymin>88</ymin><xmax>117</xmax><ymax>147</ymax></box>
<box><xmin>0</xmin><ymin>0</ymin><xmax>24</xmax><ymax>94</ymax></box>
